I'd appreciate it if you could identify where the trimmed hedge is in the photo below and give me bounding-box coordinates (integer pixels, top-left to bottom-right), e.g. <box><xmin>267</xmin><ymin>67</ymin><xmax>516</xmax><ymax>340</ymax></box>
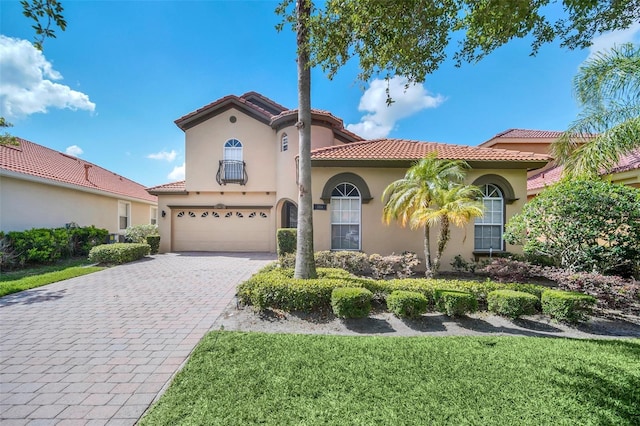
<box><xmin>146</xmin><ymin>235</ymin><xmax>161</xmax><ymax>255</ymax></box>
<box><xmin>276</xmin><ymin>229</ymin><xmax>297</xmax><ymax>257</ymax></box>
<box><xmin>386</xmin><ymin>290</ymin><xmax>428</xmax><ymax>318</ymax></box>
<box><xmin>331</xmin><ymin>287</ymin><xmax>373</xmax><ymax>318</ymax></box>
<box><xmin>542</xmin><ymin>289</ymin><xmax>597</xmax><ymax>323</ymax></box>
<box><xmin>435</xmin><ymin>290</ymin><xmax>478</xmax><ymax>317</ymax></box>
<box><xmin>488</xmin><ymin>290</ymin><xmax>538</xmax><ymax>319</ymax></box>
<box><xmin>88</xmin><ymin>243</ymin><xmax>150</xmax><ymax>265</ymax></box>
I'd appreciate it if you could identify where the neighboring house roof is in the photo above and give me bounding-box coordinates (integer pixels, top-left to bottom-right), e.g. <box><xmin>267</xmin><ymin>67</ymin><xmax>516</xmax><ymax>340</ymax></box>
<box><xmin>1</xmin><ymin>138</ymin><xmax>157</xmax><ymax>203</ymax></box>
<box><xmin>480</xmin><ymin>128</ymin><xmax>566</xmax><ymax>148</ymax></box>
<box><xmin>310</xmin><ymin>139</ymin><xmax>550</xmax><ymax>166</ymax></box>
<box><xmin>147</xmin><ymin>180</ymin><xmax>187</xmax><ymax>195</ymax></box>
<box><xmin>528</xmin><ymin>148</ymin><xmax>640</xmax><ymax>192</ymax></box>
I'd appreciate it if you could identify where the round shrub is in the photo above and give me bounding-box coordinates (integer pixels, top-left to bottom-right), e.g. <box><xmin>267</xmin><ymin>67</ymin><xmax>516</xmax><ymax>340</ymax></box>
<box><xmin>386</xmin><ymin>290</ymin><xmax>428</xmax><ymax>318</ymax></box>
<box><xmin>488</xmin><ymin>290</ymin><xmax>538</xmax><ymax>319</ymax></box>
<box><xmin>434</xmin><ymin>289</ymin><xmax>478</xmax><ymax>317</ymax></box>
<box><xmin>542</xmin><ymin>289</ymin><xmax>596</xmax><ymax>324</ymax></box>
<box><xmin>88</xmin><ymin>243</ymin><xmax>150</xmax><ymax>265</ymax></box>
<box><xmin>331</xmin><ymin>287</ymin><xmax>373</xmax><ymax>318</ymax></box>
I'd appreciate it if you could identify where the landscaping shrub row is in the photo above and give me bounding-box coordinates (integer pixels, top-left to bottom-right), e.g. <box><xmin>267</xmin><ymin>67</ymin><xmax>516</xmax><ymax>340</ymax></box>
<box><xmin>279</xmin><ymin>250</ymin><xmax>420</xmax><ymax>279</ymax></box>
<box><xmin>238</xmin><ymin>267</ymin><xmax>596</xmax><ymax>323</ymax></box>
<box><xmin>88</xmin><ymin>243</ymin><xmax>150</xmax><ymax>265</ymax></box>
<box><xmin>1</xmin><ymin>225</ymin><xmax>109</xmax><ymax>270</ymax></box>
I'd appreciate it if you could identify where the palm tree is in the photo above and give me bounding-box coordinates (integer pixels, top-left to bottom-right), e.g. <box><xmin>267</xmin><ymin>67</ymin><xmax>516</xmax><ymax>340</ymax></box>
<box><xmin>414</xmin><ymin>182</ymin><xmax>484</xmax><ymax>274</ymax></box>
<box><xmin>552</xmin><ymin>43</ymin><xmax>640</xmax><ymax>176</ymax></box>
<box><xmin>382</xmin><ymin>154</ymin><xmax>482</xmax><ymax>277</ymax></box>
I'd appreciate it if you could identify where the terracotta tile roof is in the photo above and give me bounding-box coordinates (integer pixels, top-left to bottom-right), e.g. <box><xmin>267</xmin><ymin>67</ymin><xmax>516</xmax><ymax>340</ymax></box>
<box><xmin>0</xmin><ymin>138</ymin><xmax>157</xmax><ymax>203</ymax></box>
<box><xmin>490</xmin><ymin>128</ymin><xmax>565</xmax><ymax>139</ymax></box>
<box><xmin>270</xmin><ymin>109</ymin><xmax>364</xmax><ymax>142</ymax></box>
<box><xmin>146</xmin><ymin>180</ymin><xmax>186</xmax><ymax>193</ymax></box>
<box><xmin>527</xmin><ymin>148</ymin><xmax>640</xmax><ymax>192</ymax></box>
<box><xmin>311</xmin><ymin>139</ymin><xmax>551</xmax><ymax>162</ymax></box>
<box><xmin>175</xmin><ymin>92</ymin><xmax>289</xmax><ymax>130</ymax></box>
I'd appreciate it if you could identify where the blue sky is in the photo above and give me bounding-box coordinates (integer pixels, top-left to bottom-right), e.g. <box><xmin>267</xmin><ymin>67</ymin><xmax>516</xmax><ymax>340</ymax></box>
<box><xmin>1</xmin><ymin>1</ymin><xmax>639</xmax><ymax>188</ymax></box>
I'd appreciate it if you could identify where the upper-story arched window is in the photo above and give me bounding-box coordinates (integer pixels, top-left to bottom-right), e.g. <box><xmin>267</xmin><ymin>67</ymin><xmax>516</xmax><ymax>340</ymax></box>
<box><xmin>223</xmin><ymin>139</ymin><xmax>243</xmax><ymax>181</ymax></box>
<box><xmin>281</xmin><ymin>133</ymin><xmax>288</xmax><ymax>152</ymax></box>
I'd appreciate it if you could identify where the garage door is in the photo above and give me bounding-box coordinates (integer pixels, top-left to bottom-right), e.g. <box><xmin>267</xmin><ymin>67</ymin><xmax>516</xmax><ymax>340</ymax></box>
<box><xmin>172</xmin><ymin>209</ymin><xmax>271</xmax><ymax>252</ymax></box>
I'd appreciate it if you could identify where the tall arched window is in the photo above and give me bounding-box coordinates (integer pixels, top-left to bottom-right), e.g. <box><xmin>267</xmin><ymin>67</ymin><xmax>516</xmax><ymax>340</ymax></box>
<box><xmin>281</xmin><ymin>133</ymin><xmax>288</xmax><ymax>152</ymax></box>
<box><xmin>331</xmin><ymin>183</ymin><xmax>361</xmax><ymax>250</ymax></box>
<box><xmin>474</xmin><ymin>184</ymin><xmax>504</xmax><ymax>251</ymax></box>
<box><xmin>223</xmin><ymin>139</ymin><xmax>243</xmax><ymax>181</ymax></box>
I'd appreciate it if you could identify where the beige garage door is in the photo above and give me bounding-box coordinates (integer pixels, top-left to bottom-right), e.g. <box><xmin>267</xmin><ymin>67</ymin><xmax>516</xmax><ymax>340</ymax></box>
<box><xmin>172</xmin><ymin>209</ymin><xmax>271</xmax><ymax>252</ymax></box>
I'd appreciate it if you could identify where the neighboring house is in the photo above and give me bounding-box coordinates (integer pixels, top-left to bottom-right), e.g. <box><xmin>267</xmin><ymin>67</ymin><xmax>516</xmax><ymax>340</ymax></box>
<box><xmin>148</xmin><ymin>92</ymin><xmax>550</xmax><ymax>269</ymax></box>
<box><xmin>1</xmin><ymin>138</ymin><xmax>158</xmax><ymax>235</ymax></box>
<box><xmin>480</xmin><ymin>128</ymin><xmax>640</xmax><ymax>198</ymax></box>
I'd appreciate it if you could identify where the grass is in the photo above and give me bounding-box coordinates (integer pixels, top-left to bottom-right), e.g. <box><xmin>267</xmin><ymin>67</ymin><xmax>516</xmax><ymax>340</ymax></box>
<box><xmin>140</xmin><ymin>332</ymin><xmax>640</xmax><ymax>425</ymax></box>
<box><xmin>0</xmin><ymin>258</ymin><xmax>104</xmax><ymax>297</ymax></box>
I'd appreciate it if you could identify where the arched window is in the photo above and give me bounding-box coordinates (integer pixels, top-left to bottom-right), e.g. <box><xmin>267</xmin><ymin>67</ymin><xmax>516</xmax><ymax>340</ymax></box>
<box><xmin>331</xmin><ymin>183</ymin><xmax>361</xmax><ymax>250</ymax></box>
<box><xmin>474</xmin><ymin>184</ymin><xmax>504</xmax><ymax>251</ymax></box>
<box><xmin>282</xmin><ymin>200</ymin><xmax>297</xmax><ymax>228</ymax></box>
<box><xmin>281</xmin><ymin>133</ymin><xmax>288</xmax><ymax>152</ymax></box>
<box><xmin>223</xmin><ymin>139</ymin><xmax>243</xmax><ymax>181</ymax></box>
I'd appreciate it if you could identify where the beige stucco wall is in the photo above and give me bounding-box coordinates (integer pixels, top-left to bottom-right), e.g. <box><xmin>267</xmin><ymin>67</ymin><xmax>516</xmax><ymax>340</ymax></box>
<box><xmin>184</xmin><ymin>108</ymin><xmax>278</xmax><ymax>193</ymax></box>
<box><xmin>310</xmin><ymin>167</ymin><xmax>528</xmax><ymax>272</ymax></box>
<box><xmin>0</xmin><ymin>176</ymin><xmax>156</xmax><ymax>234</ymax></box>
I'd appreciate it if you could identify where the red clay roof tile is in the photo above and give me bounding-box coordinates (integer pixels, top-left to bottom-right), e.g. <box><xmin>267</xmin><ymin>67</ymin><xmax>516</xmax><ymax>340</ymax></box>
<box><xmin>146</xmin><ymin>180</ymin><xmax>186</xmax><ymax>193</ymax></box>
<box><xmin>311</xmin><ymin>139</ymin><xmax>550</xmax><ymax>162</ymax></box>
<box><xmin>1</xmin><ymin>138</ymin><xmax>157</xmax><ymax>203</ymax></box>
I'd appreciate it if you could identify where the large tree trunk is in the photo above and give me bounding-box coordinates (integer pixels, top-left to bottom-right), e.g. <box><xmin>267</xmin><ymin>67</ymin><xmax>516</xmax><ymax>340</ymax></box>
<box><xmin>294</xmin><ymin>0</ymin><xmax>317</xmax><ymax>279</ymax></box>
<box><xmin>432</xmin><ymin>217</ymin><xmax>450</xmax><ymax>275</ymax></box>
<box><xmin>423</xmin><ymin>225</ymin><xmax>433</xmax><ymax>278</ymax></box>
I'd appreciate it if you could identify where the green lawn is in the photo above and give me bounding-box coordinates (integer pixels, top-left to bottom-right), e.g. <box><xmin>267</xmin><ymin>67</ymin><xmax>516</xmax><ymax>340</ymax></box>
<box><xmin>0</xmin><ymin>259</ymin><xmax>104</xmax><ymax>297</ymax></box>
<box><xmin>140</xmin><ymin>332</ymin><xmax>640</xmax><ymax>425</ymax></box>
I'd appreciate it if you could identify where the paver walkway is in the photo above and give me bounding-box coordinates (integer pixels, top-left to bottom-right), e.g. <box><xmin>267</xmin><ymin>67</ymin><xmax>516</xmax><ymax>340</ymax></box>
<box><xmin>0</xmin><ymin>252</ymin><xmax>274</xmax><ymax>425</ymax></box>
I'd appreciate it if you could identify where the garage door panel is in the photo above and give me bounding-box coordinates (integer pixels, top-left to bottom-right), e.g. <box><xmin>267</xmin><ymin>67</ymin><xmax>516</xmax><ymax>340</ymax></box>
<box><xmin>173</xmin><ymin>209</ymin><xmax>271</xmax><ymax>252</ymax></box>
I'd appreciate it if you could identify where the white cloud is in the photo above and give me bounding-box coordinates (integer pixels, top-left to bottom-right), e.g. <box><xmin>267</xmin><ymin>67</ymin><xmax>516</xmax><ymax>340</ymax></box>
<box><xmin>588</xmin><ymin>22</ymin><xmax>640</xmax><ymax>58</ymax></box>
<box><xmin>346</xmin><ymin>76</ymin><xmax>445</xmax><ymax>139</ymax></box>
<box><xmin>168</xmin><ymin>163</ymin><xmax>185</xmax><ymax>180</ymax></box>
<box><xmin>0</xmin><ymin>35</ymin><xmax>96</xmax><ymax>118</ymax></box>
<box><xmin>65</xmin><ymin>145</ymin><xmax>83</xmax><ymax>157</ymax></box>
<box><xmin>147</xmin><ymin>149</ymin><xmax>177</xmax><ymax>162</ymax></box>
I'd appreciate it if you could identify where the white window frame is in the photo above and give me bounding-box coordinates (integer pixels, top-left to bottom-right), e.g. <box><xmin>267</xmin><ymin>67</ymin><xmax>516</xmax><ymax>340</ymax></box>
<box><xmin>330</xmin><ymin>182</ymin><xmax>361</xmax><ymax>251</ymax></box>
<box><xmin>223</xmin><ymin>138</ymin><xmax>243</xmax><ymax>180</ymax></box>
<box><xmin>118</xmin><ymin>201</ymin><xmax>131</xmax><ymax>233</ymax></box>
<box><xmin>150</xmin><ymin>206</ymin><xmax>158</xmax><ymax>225</ymax></box>
<box><xmin>474</xmin><ymin>184</ymin><xmax>504</xmax><ymax>251</ymax></box>
<box><xmin>281</xmin><ymin>133</ymin><xmax>288</xmax><ymax>152</ymax></box>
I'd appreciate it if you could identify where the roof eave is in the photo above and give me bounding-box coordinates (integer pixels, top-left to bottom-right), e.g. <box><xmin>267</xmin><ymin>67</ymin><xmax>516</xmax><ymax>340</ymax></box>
<box><xmin>175</xmin><ymin>99</ymin><xmax>272</xmax><ymax>131</ymax></box>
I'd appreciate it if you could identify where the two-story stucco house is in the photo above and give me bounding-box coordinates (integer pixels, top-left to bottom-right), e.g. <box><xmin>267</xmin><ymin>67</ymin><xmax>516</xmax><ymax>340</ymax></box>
<box><xmin>147</xmin><ymin>92</ymin><xmax>549</xmax><ymax>270</ymax></box>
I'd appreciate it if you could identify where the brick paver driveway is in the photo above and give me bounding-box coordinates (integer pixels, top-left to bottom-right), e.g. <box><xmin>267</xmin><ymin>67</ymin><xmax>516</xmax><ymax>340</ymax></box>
<box><xmin>0</xmin><ymin>252</ymin><xmax>274</xmax><ymax>425</ymax></box>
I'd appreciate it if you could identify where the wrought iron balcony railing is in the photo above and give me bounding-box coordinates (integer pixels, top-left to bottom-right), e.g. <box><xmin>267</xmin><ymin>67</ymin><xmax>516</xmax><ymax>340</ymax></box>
<box><xmin>216</xmin><ymin>160</ymin><xmax>248</xmax><ymax>185</ymax></box>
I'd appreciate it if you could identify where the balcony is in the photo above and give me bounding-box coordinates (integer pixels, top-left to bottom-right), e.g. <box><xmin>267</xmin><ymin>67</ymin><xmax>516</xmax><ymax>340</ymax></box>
<box><xmin>216</xmin><ymin>160</ymin><xmax>248</xmax><ymax>185</ymax></box>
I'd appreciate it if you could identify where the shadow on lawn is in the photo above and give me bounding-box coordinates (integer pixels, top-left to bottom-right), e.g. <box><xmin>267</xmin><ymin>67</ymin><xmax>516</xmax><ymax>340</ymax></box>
<box><xmin>452</xmin><ymin>316</ymin><xmax>566</xmax><ymax>338</ymax></box>
<box><xmin>552</xmin><ymin>340</ymin><xmax>640</xmax><ymax>424</ymax></box>
<box><xmin>0</xmin><ymin>288</ymin><xmax>67</xmax><ymax>308</ymax></box>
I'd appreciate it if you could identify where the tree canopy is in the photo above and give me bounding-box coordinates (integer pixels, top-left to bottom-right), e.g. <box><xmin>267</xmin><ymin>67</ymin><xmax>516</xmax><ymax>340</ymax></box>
<box><xmin>303</xmin><ymin>0</ymin><xmax>639</xmax><ymax>85</ymax></box>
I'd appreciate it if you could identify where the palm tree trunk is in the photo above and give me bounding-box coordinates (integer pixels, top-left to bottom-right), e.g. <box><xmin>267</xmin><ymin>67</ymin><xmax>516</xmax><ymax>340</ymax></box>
<box><xmin>433</xmin><ymin>217</ymin><xmax>450</xmax><ymax>274</ymax></box>
<box><xmin>423</xmin><ymin>225</ymin><xmax>433</xmax><ymax>278</ymax></box>
<box><xmin>293</xmin><ymin>0</ymin><xmax>317</xmax><ymax>279</ymax></box>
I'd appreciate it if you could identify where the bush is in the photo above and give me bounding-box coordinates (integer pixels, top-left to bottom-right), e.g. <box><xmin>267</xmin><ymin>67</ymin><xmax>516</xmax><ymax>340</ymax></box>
<box><xmin>68</xmin><ymin>225</ymin><xmax>109</xmax><ymax>255</ymax></box>
<box><xmin>331</xmin><ymin>287</ymin><xmax>373</xmax><ymax>318</ymax></box>
<box><xmin>124</xmin><ymin>224</ymin><xmax>158</xmax><ymax>244</ymax></box>
<box><xmin>541</xmin><ymin>289</ymin><xmax>597</xmax><ymax>323</ymax></box>
<box><xmin>368</xmin><ymin>252</ymin><xmax>420</xmax><ymax>279</ymax></box>
<box><xmin>237</xmin><ymin>268</ymin><xmax>368</xmax><ymax>312</ymax></box>
<box><xmin>504</xmin><ymin>180</ymin><xmax>640</xmax><ymax>277</ymax></box>
<box><xmin>541</xmin><ymin>269</ymin><xmax>639</xmax><ymax>312</ymax></box>
<box><xmin>434</xmin><ymin>290</ymin><xmax>478</xmax><ymax>316</ymax></box>
<box><xmin>487</xmin><ymin>290</ymin><xmax>538</xmax><ymax>319</ymax></box>
<box><xmin>386</xmin><ymin>290</ymin><xmax>428</xmax><ymax>318</ymax></box>
<box><xmin>276</xmin><ymin>228</ymin><xmax>297</xmax><ymax>258</ymax></box>
<box><xmin>88</xmin><ymin>243</ymin><xmax>150</xmax><ymax>265</ymax></box>
<box><xmin>146</xmin><ymin>235</ymin><xmax>161</xmax><ymax>254</ymax></box>
<box><xmin>315</xmin><ymin>251</ymin><xmax>370</xmax><ymax>276</ymax></box>
<box><xmin>479</xmin><ymin>258</ymin><xmax>544</xmax><ymax>283</ymax></box>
